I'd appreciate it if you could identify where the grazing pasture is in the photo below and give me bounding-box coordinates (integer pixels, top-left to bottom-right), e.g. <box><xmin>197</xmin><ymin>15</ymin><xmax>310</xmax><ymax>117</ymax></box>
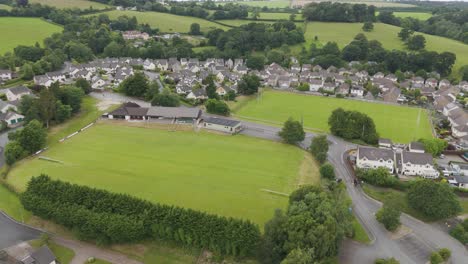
<box><xmin>30</xmin><ymin>0</ymin><xmax>109</xmax><ymax>9</ymax></box>
<box><xmin>302</xmin><ymin>22</ymin><xmax>468</xmax><ymax>77</ymax></box>
<box><xmin>292</xmin><ymin>0</ymin><xmax>415</xmax><ymax>8</ymax></box>
<box><xmin>392</xmin><ymin>12</ymin><xmax>432</xmax><ymax>20</ymax></box>
<box><xmin>235</xmin><ymin>90</ymin><xmax>433</xmax><ymax>143</ymax></box>
<box><xmin>221</xmin><ymin>0</ymin><xmax>291</xmax><ymax>8</ymax></box>
<box><xmin>0</xmin><ymin>17</ymin><xmax>62</xmax><ymax>54</ymax></box>
<box><xmin>8</xmin><ymin>123</ymin><xmax>319</xmax><ymax>225</ymax></box>
<box><xmin>86</xmin><ymin>10</ymin><xmax>229</xmax><ymax>33</ymax></box>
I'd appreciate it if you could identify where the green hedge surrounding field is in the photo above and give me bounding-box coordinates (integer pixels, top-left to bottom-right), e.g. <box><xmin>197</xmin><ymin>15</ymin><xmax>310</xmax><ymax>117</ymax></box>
<box><xmin>21</xmin><ymin>175</ymin><xmax>261</xmax><ymax>257</ymax></box>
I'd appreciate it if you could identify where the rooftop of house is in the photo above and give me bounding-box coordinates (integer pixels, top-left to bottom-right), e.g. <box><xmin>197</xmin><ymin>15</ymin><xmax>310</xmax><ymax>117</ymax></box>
<box><xmin>204</xmin><ymin>117</ymin><xmax>241</xmax><ymax>127</ymax></box>
<box><xmin>401</xmin><ymin>151</ymin><xmax>434</xmax><ymax>165</ymax></box>
<box><xmin>358</xmin><ymin>146</ymin><xmax>394</xmax><ymax>161</ymax></box>
<box><xmin>379</xmin><ymin>138</ymin><xmax>392</xmax><ymax>145</ymax></box>
<box><xmin>146</xmin><ymin>106</ymin><xmax>201</xmax><ymax>119</ymax></box>
<box><xmin>409</xmin><ymin>142</ymin><xmax>425</xmax><ymax>151</ymax></box>
<box><xmin>8</xmin><ymin>86</ymin><xmax>31</xmax><ymax>95</ymax></box>
<box><xmin>29</xmin><ymin>246</ymin><xmax>56</xmax><ymax>264</ymax></box>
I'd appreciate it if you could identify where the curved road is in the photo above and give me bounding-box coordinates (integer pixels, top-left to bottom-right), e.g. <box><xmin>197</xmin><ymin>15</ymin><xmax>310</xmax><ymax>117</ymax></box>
<box><xmin>238</xmin><ymin>119</ymin><xmax>468</xmax><ymax>264</ymax></box>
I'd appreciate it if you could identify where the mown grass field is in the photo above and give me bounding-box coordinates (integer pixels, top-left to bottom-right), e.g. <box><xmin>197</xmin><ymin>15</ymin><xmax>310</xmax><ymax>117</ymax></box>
<box><xmin>86</xmin><ymin>10</ymin><xmax>229</xmax><ymax>33</ymax></box>
<box><xmin>390</xmin><ymin>12</ymin><xmax>432</xmax><ymax>20</ymax></box>
<box><xmin>235</xmin><ymin>90</ymin><xmax>433</xmax><ymax>143</ymax></box>
<box><xmin>8</xmin><ymin>123</ymin><xmax>319</xmax><ymax>225</ymax></box>
<box><xmin>252</xmin><ymin>12</ymin><xmax>304</xmax><ymax>20</ymax></box>
<box><xmin>30</xmin><ymin>0</ymin><xmax>109</xmax><ymax>9</ymax></box>
<box><xmin>0</xmin><ymin>17</ymin><xmax>62</xmax><ymax>54</ymax></box>
<box><xmin>0</xmin><ymin>184</ymin><xmax>30</xmax><ymax>222</ymax></box>
<box><xmin>302</xmin><ymin>22</ymin><xmax>468</xmax><ymax>77</ymax></box>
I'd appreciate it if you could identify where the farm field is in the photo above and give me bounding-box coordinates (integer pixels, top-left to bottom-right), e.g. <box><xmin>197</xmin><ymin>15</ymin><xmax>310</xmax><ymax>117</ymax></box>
<box><xmin>30</xmin><ymin>0</ymin><xmax>109</xmax><ymax>9</ymax></box>
<box><xmin>235</xmin><ymin>90</ymin><xmax>433</xmax><ymax>143</ymax></box>
<box><xmin>390</xmin><ymin>11</ymin><xmax>432</xmax><ymax>20</ymax></box>
<box><xmin>292</xmin><ymin>0</ymin><xmax>415</xmax><ymax>8</ymax></box>
<box><xmin>252</xmin><ymin>12</ymin><xmax>304</xmax><ymax>20</ymax></box>
<box><xmin>0</xmin><ymin>17</ymin><xmax>62</xmax><ymax>54</ymax></box>
<box><xmin>302</xmin><ymin>22</ymin><xmax>468</xmax><ymax>77</ymax></box>
<box><xmin>7</xmin><ymin>123</ymin><xmax>319</xmax><ymax>225</ymax></box>
<box><xmin>86</xmin><ymin>10</ymin><xmax>229</xmax><ymax>33</ymax></box>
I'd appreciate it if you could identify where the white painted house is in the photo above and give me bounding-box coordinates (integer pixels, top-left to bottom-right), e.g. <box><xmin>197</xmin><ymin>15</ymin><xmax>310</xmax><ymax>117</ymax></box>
<box><xmin>398</xmin><ymin>151</ymin><xmax>439</xmax><ymax>179</ymax></box>
<box><xmin>0</xmin><ymin>101</ymin><xmax>17</xmax><ymax>113</ymax></box>
<box><xmin>5</xmin><ymin>86</ymin><xmax>32</xmax><ymax>101</ymax></box>
<box><xmin>356</xmin><ymin>146</ymin><xmax>395</xmax><ymax>173</ymax></box>
<box><xmin>0</xmin><ymin>69</ymin><xmax>12</xmax><ymax>80</ymax></box>
<box><xmin>0</xmin><ymin>112</ymin><xmax>24</xmax><ymax>127</ymax></box>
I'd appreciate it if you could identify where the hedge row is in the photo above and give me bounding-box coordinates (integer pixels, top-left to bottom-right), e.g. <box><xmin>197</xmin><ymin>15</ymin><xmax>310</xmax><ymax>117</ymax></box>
<box><xmin>21</xmin><ymin>175</ymin><xmax>261</xmax><ymax>256</ymax></box>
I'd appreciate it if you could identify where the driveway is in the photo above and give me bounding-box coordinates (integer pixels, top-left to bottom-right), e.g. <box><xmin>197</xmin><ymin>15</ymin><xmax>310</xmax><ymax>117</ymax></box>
<box><xmin>0</xmin><ymin>212</ymin><xmax>41</xmax><ymax>250</ymax></box>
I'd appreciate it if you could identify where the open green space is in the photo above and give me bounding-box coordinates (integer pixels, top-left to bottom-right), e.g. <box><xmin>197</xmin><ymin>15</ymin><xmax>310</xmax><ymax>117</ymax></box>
<box><xmin>0</xmin><ymin>184</ymin><xmax>30</xmax><ymax>222</ymax></box>
<box><xmin>235</xmin><ymin>90</ymin><xmax>433</xmax><ymax>143</ymax></box>
<box><xmin>217</xmin><ymin>19</ymin><xmax>276</xmax><ymax>27</ymax></box>
<box><xmin>302</xmin><ymin>22</ymin><xmax>468</xmax><ymax>77</ymax></box>
<box><xmin>351</xmin><ymin>215</ymin><xmax>371</xmax><ymax>244</ymax></box>
<box><xmin>30</xmin><ymin>0</ymin><xmax>109</xmax><ymax>9</ymax></box>
<box><xmin>8</xmin><ymin>123</ymin><xmax>319</xmax><ymax>225</ymax></box>
<box><xmin>92</xmin><ymin>259</ymin><xmax>112</xmax><ymax>264</ymax></box>
<box><xmin>387</xmin><ymin>11</ymin><xmax>432</xmax><ymax>20</ymax></box>
<box><xmin>0</xmin><ymin>4</ymin><xmax>11</xmax><ymax>10</ymax></box>
<box><xmin>86</xmin><ymin>10</ymin><xmax>229</xmax><ymax>33</ymax></box>
<box><xmin>251</xmin><ymin>12</ymin><xmax>303</xmax><ymax>20</ymax></box>
<box><xmin>0</xmin><ymin>17</ymin><xmax>62</xmax><ymax>55</ymax></box>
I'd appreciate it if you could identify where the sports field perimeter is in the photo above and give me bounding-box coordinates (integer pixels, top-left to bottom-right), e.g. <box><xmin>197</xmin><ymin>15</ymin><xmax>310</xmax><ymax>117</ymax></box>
<box><xmin>235</xmin><ymin>90</ymin><xmax>433</xmax><ymax>143</ymax></box>
<box><xmin>7</xmin><ymin>123</ymin><xmax>318</xmax><ymax>225</ymax></box>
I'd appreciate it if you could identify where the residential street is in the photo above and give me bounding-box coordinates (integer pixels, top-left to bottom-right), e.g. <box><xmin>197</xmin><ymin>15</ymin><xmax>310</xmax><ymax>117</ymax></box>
<box><xmin>0</xmin><ymin>212</ymin><xmax>40</xmax><ymax>250</ymax></box>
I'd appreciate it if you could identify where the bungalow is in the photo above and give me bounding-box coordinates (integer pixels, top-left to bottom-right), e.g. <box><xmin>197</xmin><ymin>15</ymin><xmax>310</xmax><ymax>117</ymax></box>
<box><xmin>21</xmin><ymin>245</ymin><xmax>57</xmax><ymax>264</ymax></box>
<box><xmin>450</xmin><ymin>162</ymin><xmax>468</xmax><ymax>176</ymax></box>
<box><xmin>277</xmin><ymin>76</ymin><xmax>291</xmax><ymax>89</ymax></box>
<box><xmin>203</xmin><ymin>117</ymin><xmax>242</xmax><ymax>134</ymax></box>
<box><xmin>0</xmin><ymin>69</ymin><xmax>12</xmax><ymax>80</ymax></box>
<box><xmin>0</xmin><ymin>101</ymin><xmax>17</xmax><ymax>113</ymax></box>
<box><xmin>411</xmin><ymin>76</ymin><xmax>425</xmax><ymax>86</ymax></box>
<box><xmin>46</xmin><ymin>71</ymin><xmax>67</xmax><ymax>83</ymax></box>
<box><xmin>448</xmin><ymin>175</ymin><xmax>468</xmax><ymax>189</ymax></box>
<box><xmin>6</xmin><ymin>86</ymin><xmax>32</xmax><ymax>101</ymax></box>
<box><xmin>425</xmin><ymin>78</ymin><xmax>438</xmax><ymax>88</ymax></box>
<box><xmin>0</xmin><ymin>111</ymin><xmax>24</xmax><ymax>127</ymax></box>
<box><xmin>399</xmin><ymin>151</ymin><xmax>439</xmax><ymax>179</ymax></box>
<box><xmin>356</xmin><ymin>146</ymin><xmax>395</xmax><ymax>173</ymax></box>
<box><xmin>438</xmin><ymin>79</ymin><xmax>451</xmax><ymax>89</ymax></box>
<box><xmin>408</xmin><ymin>142</ymin><xmax>425</xmax><ymax>153</ymax></box>
<box><xmin>91</xmin><ymin>77</ymin><xmax>107</xmax><ymax>90</ymax></box>
<box><xmin>382</xmin><ymin>87</ymin><xmax>401</xmax><ymax>104</ymax></box>
<box><xmin>350</xmin><ymin>85</ymin><xmax>364</xmax><ymax>97</ymax></box>
<box><xmin>107</xmin><ymin>105</ymin><xmax>148</xmax><ymax>120</ymax></box>
<box><xmin>215</xmin><ymin>86</ymin><xmax>232</xmax><ymax>96</ymax></box>
<box><xmin>308</xmin><ymin>79</ymin><xmax>323</xmax><ymax>92</ymax></box>
<box><xmin>187</xmin><ymin>89</ymin><xmax>208</xmax><ymax>100</ymax></box>
<box><xmin>336</xmin><ymin>83</ymin><xmax>350</xmax><ymax>96</ymax></box>
<box><xmin>322</xmin><ymin>82</ymin><xmax>335</xmax><ymax>93</ymax></box>
<box><xmin>385</xmin><ymin>74</ymin><xmax>397</xmax><ymax>82</ymax></box>
<box><xmin>373</xmin><ymin>72</ymin><xmax>385</xmax><ymax>79</ymax></box>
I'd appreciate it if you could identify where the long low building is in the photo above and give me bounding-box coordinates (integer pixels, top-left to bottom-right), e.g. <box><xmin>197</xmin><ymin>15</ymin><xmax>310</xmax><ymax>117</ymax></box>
<box><xmin>106</xmin><ymin>103</ymin><xmax>201</xmax><ymax>123</ymax></box>
<box><xmin>203</xmin><ymin>117</ymin><xmax>242</xmax><ymax>134</ymax></box>
<box><xmin>356</xmin><ymin>146</ymin><xmax>439</xmax><ymax>178</ymax></box>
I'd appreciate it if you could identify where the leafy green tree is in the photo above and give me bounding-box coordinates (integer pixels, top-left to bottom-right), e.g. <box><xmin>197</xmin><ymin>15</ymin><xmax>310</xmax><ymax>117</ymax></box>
<box><xmin>75</xmin><ymin>78</ymin><xmax>92</xmax><ymax>94</ymax></box>
<box><xmin>60</xmin><ymin>86</ymin><xmax>84</xmax><ymax>114</ymax></box>
<box><xmin>310</xmin><ymin>135</ymin><xmax>328</xmax><ymax>159</ymax></box>
<box><xmin>4</xmin><ymin>141</ymin><xmax>25</xmax><ymax>165</ymax></box>
<box><xmin>418</xmin><ymin>138</ymin><xmax>447</xmax><ymax>157</ymax></box>
<box><xmin>151</xmin><ymin>89</ymin><xmax>180</xmax><ymax>107</ymax></box>
<box><xmin>407</xmin><ymin>35</ymin><xmax>426</xmax><ymax>50</ymax></box>
<box><xmin>21</xmin><ymin>63</ymin><xmax>34</xmax><ymax>80</ymax></box>
<box><xmin>438</xmin><ymin>248</ymin><xmax>451</xmax><ymax>261</ymax></box>
<box><xmin>103</xmin><ymin>41</ymin><xmax>124</xmax><ymax>57</ymax></box>
<box><xmin>356</xmin><ymin>168</ymin><xmax>398</xmax><ymax>188</ymax></box>
<box><xmin>398</xmin><ymin>28</ymin><xmax>412</xmax><ymax>41</ymax></box>
<box><xmin>237</xmin><ymin>74</ymin><xmax>261</xmax><ymax>95</ymax></box>
<box><xmin>205</xmin><ymin>99</ymin><xmax>230</xmax><ymax>116</ymax></box>
<box><xmin>289</xmin><ymin>13</ymin><xmax>296</xmax><ymax>22</ymax></box>
<box><xmin>319</xmin><ymin>163</ymin><xmax>335</xmax><ymax>180</ymax></box>
<box><xmin>119</xmin><ymin>72</ymin><xmax>149</xmax><ymax>97</ymax></box>
<box><xmin>430</xmin><ymin>252</ymin><xmax>443</xmax><ymax>264</ymax></box>
<box><xmin>55</xmin><ymin>100</ymin><xmax>72</xmax><ymax>123</ymax></box>
<box><xmin>38</xmin><ymin>89</ymin><xmax>56</xmax><ymax>128</ymax></box>
<box><xmin>362</xmin><ymin>21</ymin><xmax>374</xmax><ymax>32</ymax></box>
<box><xmin>246</xmin><ymin>54</ymin><xmax>266</xmax><ymax>70</ymax></box>
<box><xmin>376</xmin><ymin>205</ymin><xmax>401</xmax><ymax>231</ymax></box>
<box><xmin>328</xmin><ymin>108</ymin><xmax>379</xmax><ymax>144</ymax></box>
<box><xmin>189</xmin><ymin>23</ymin><xmax>201</xmax><ymax>35</ymax></box>
<box><xmin>460</xmin><ymin>65</ymin><xmax>468</xmax><ymax>81</ymax></box>
<box><xmin>16</xmin><ymin>120</ymin><xmax>47</xmax><ymax>154</ymax></box>
<box><xmin>279</xmin><ymin>118</ymin><xmax>305</xmax><ymax>144</ymax></box>
<box><xmin>280</xmin><ymin>248</ymin><xmax>313</xmax><ymax>264</ymax></box>
<box><xmin>375</xmin><ymin>258</ymin><xmax>400</xmax><ymax>264</ymax></box>
<box><xmin>65</xmin><ymin>41</ymin><xmax>93</xmax><ymax>63</ymax></box>
<box><xmin>408</xmin><ymin>180</ymin><xmax>461</xmax><ymax>220</ymax></box>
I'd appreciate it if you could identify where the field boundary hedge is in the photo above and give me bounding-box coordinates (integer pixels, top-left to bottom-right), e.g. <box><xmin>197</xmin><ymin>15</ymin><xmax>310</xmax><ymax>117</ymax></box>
<box><xmin>21</xmin><ymin>175</ymin><xmax>261</xmax><ymax>257</ymax></box>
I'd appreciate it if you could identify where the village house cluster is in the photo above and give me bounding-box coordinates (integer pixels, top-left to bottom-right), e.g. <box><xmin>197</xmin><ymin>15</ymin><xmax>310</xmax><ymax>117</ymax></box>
<box><xmin>0</xmin><ymin>86</ymin><xmax>32</xmax><ymax>127</ymax></box>
<box><xmin>356</xmin><ymin>140</ymin><xmax>440</xmax><ymax>179</ymax></box>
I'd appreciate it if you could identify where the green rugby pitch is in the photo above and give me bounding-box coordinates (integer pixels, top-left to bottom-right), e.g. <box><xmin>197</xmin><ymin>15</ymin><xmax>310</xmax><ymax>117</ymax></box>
<box><xmin>8</xmin><ymin>123</ymin><xmax>319</xmax><ymax>225</ymax></box>
<box><xmin>235</xmin><ymin>90</ymin><xmax>433</xmax><ymax>143</ymax></box>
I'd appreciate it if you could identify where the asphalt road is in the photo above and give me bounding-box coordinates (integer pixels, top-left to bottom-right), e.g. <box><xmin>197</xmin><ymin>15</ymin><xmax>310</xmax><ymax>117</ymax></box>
<box><xmin>0</xmin><ymin>212</ymin><xmax>41</xmax><ymax>250</ymax></box>
<box><xmin>238</xmin><ymin>120</ymin><xmax>468</xmax><ymax>264</ymax></box>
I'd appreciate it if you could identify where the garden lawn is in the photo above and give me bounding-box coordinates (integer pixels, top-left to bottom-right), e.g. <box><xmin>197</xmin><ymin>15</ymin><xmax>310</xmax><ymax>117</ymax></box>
<box><xmin>8</xmin><ymin>123</ymin><xmax>319</xmax><ymax>225</ymax></box>
<box><xmin>85</xmin><ymin>10</ymin><xmax>229</xmax><ymax>33</ymax></box>
<box><xmin>30</xmin><ymin>0</ymin><xmax>108</xmax><ymax>9</ymax></box>
<box><xmin>235</xmin><ymin>90</ymin><xmax>433</xmax><ymax>143</ymax></box>
<box><xmin>0</xmin><ymin>184</ymin><xmax>30</xmax><ymax>222</ymax></box>
<box><xmin>301</xmin><ymin>22</ymin><xmax>468</xmax><ymax>77</ymax></box>
<box><xmin>0</xmin><ymin>17</ymin><xmax>62</xmax><ymax>54</ymax></box>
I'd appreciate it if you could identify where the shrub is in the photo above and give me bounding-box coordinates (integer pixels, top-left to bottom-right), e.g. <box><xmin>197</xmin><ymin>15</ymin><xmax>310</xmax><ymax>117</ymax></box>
<box><xmin>376</xmin><ymin>205</ymin><xmax>401</xmax><ymax>231</ymax></box>
<box><xmin>205</xmin><ymin>99</ymin><xmax>230</xmax><ymax>116</ymax></box>
<box><xmin>279</xmin><ymin>118</ymin><xmax>305</xmax><ymax>144</ymax></box>
<box><xmin>356</xmin><ymin>168</ymin><xmax>399</xmax><ymax>188</ymax></box>
<box><xmin>430</xmin><ymin>252</ymin><xmax>443</xmax><ymax>264</ymax></box>
<box><xmin>320</xmin><ymin>163</ymin><xmax>335</xmax><ymax>180</ymax></box>
<box><xmin>438</xmin><ymin>248</ymin><xmax>451</xmax><ymax>261</ymax></box>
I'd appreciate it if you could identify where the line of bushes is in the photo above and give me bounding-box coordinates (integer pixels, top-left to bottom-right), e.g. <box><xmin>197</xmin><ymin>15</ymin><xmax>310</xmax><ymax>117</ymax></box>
<box><xmin>356</xmin><ymin>168</ymin><xmax>409</xmax><ymax>191</ymax></box>
<box><xmin>21</xmin><ymin>175</ymin><xmax>261</xmax><ymax>257</ymax></box>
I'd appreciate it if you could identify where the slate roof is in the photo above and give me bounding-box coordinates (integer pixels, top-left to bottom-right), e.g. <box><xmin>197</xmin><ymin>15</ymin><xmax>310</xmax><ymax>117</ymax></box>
<box><xmin>409</xmin><ymin>142</ymin><xmax>425</xmax><ymax>151</ymax></box>
<box><xmin>30</xmin><ymin>246</ymin><xmax>56</xmax><ymax>264</ymax></box>
<box><xmin>8</xmin><ymin>86</ymin><xmax>30</xmax><ymax>95</ymax></box>
<box><xmin>147</xmin><ymin>106</ymin><xmax>201</xmax><ymax>119</ymax></box>
<box><xmin>379</xmin><ymin>138</ymin><xmax>392</xmax><ymax>145</ymax></box>
<box><xmin>204</xmin><ymin>117</ymin><xmax>240</xmax><ymax>127</ymax></box>
<box><xmin>401</xmin><ymin>151</ymin><xmax>434</xmax><ymax>165</ymax></box>
<box><xmin>358</xmin><ymin>146</ymin><xmax>394</xmax><ymax>161</ymax></box>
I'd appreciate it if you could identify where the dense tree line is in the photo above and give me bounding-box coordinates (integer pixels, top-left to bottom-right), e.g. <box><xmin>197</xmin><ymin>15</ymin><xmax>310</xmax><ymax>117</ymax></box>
<box><xmin>260</xmin><ymin>185</ymin><xmax>352</xmax><ymax>263</ymax></box>
<box><xmin>5</xmin><ymin>120</ymin><xmax>47</xmax><ymax>165</ymax></box>
<box><xmin>19</xmin><ymin>82</ymin><xmax>84</xmax><ymax>127</ymax></box>
<box><xmin>328</xmin><ymin>108</ymin><xmax>379</xmax><ymax>144</ymax></box>
<box><xmin>206</xmin><ymin>21</ymin><xmax>304</xmax><ymax>56</ymax></box>
<box><xmin>21</xmin><ymin>175</ymin><xmax>261</xmax><ymax>256</ymax></box>
<box><xmin>303</xmin><ymin>2</ymin><xmax>376</xmax><ymax>22</ymax></box>
<box><xmin>309</xmin><ymin>33</ymin><xmax>456</xmax><ymax>77</ymax></box>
